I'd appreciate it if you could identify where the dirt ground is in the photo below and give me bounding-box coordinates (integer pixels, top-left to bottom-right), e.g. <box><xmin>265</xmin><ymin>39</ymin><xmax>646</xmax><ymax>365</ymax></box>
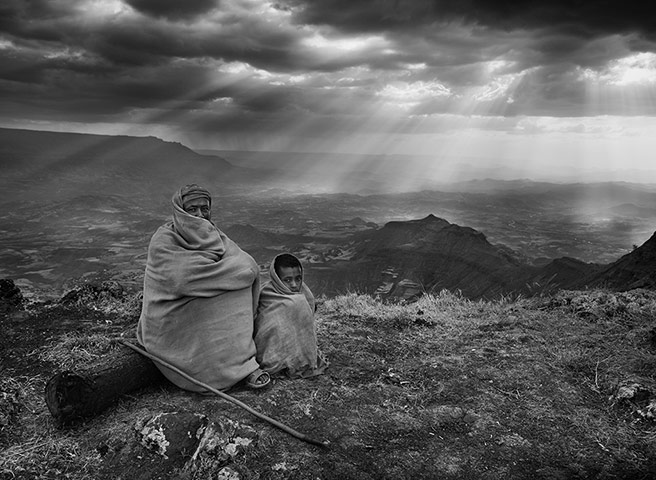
<box><xmin>2</xmin><ymin>286</ymin><xmax>656</xmax><ymax>479</ymax></box>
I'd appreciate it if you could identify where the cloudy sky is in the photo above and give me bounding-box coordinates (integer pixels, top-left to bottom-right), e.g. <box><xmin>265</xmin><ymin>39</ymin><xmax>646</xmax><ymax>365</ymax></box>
<box><xmin>1</xmin><ymin>0</ymin><xmax>656</xmax><ymax>182</ymax></box>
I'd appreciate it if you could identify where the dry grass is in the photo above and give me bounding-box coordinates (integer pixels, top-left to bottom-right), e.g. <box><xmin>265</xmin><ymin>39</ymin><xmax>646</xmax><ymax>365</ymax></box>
<box><xmin>2</xmin><ymin>288</ymin><xmax>656</xmax><ymax>479</ymax></box>
<box><xmin>38</xmin><ymin>333</ymin><xmax>120</xmax><ymax>371</ymax></box>
<box><xmin>0</xmin><ymin>374</ymin><xmax>102</xmax><ymax>479</ymax></box>
<box><xmin>316</xmin><ymin>289</ymin><xmax>656</xmax><ymax>477</ymax></box>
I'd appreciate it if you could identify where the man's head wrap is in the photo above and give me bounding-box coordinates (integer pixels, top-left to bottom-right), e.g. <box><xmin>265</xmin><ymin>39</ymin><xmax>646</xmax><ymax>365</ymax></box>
<box><xmin>179</xmin><ymin>184</ymin><xmax>211</xmax><ymax>208</ymax></box>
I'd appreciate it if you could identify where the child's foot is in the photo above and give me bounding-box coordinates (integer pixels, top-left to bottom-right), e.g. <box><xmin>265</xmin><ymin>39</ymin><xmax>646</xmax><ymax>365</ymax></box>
<box><xmin>245</xmin><ymin>369</ymin><xmax>271</xmax><ymax>389</ymax></box>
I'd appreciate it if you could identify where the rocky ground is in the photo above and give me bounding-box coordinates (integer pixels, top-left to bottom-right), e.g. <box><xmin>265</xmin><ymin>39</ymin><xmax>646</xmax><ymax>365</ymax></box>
<box><xmin>1</xmin><ymin>280</ymin><xmax>656</xmax><ymax>479</ymax></box>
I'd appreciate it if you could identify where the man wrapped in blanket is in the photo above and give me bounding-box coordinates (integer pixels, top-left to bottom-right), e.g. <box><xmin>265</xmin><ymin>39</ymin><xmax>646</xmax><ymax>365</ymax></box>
<box><xmin>254</xmin><ymin>253</ymin><xmax>328</xmax><ymax>378</ymax></box>
<box><xmin>137</xmin><ymin>184</ymin><xmax>270</xmax><ymax>391</ymax></box>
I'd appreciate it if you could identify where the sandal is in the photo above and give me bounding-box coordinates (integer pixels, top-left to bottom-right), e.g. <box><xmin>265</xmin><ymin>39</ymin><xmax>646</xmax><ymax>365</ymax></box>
<box><xmin>245</xmin><ymin>369</ymin><xmax>271</xmax><ymax>389</ymax></box>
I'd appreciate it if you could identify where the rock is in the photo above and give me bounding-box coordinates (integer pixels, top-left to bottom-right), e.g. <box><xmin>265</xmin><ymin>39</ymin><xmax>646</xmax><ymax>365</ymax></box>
<box><xmin>184</xmin><ymin>417</ymin><xmax>258</xmax><ymax>475</ymax></box>
<box><xmin>427</xmin><ymin>405</ymin><xmax>465</xmax><ymax>424</ymax></box>
<box><xmin>610</xmin><ymin>380</ymin><xmax>651</xmax><ymax>406</ymax></box>
<box><xmin>99</xmin><ymin>411</ymin><xmax>204</xmax><ymax>480</ymax></box>
<box><xmin>58</xmin><ymin>281</ymin><xmax>142</xmax><ymax>318</ymax></box>
<box><xmin>60</xmin><ymin>281</ymin><xmax>126</xmax><ymax>306</ymax></box>
<box><xmin>216</xmin><ymin>466</ymin><xmax>241</xmax><ymax>480</ymax></box>
<box><xmin>496</xmin><ymin>432</ymin><xmax>531</xmax><ymax>447</ymax></box>
<box><xmin>137</xmin><ymin>412</ymin><xmax>207</xmax><ymax>460</ymax></box>
<box><xmin>132</xmin><ymin>411</ymin><xmax>258</xmax><ymax>477</ymax></box>
<box><xmin>638</xmin><ymin>399</ymin><xmax>656</xmax><ymax>421</ymax></box>
<box><xmin>0</xmin><ymin>279</ymin><xmax>24</xmax><ymax>313</ymax></box>
<box><xmin>100</xmin><ymin>410</ymin><xmax>258</xmax><ymax>479</ymax></box>
<box><xmin>609</xmin><ymin>379</ymin><xmax>656</xmax><ymax>422</ymax></box>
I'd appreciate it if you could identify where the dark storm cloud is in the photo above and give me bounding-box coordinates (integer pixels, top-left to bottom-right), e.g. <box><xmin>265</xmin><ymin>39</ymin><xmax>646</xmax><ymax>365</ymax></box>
<box><xmin>0</xmin><ymin>0</ymin><xmax>64</xmax><ymax>27</ymax></box>
<box><xmin>281</xmin><ymin>0</ymin><xmax>656</xmax><ymax>75</ymax></box>
<box><xmin>0</xmin><ymin>0</ymin><xmax>314</xmax><ymax>127</ymax></box>
<box><xmin>0</xmin><ymin>0</ymin><xmax>80</xmax><ymax>42</ymax></box>
<box><xmin>0</xmin><ymin>1</ymin><xmax>306</xmax><ymax>71</ymax></box>
<box><xmin>88</xmin><ymin>19</ymin><xmax>303</xmax><ymax>70</ymax></box>
<box><xmin>1</xmin><ymin>0</ymin><xmax>655</xmax><ymax>144</ymax></box>
<box><xmin>284</xmin><ymin>0</ymin><xmax>656</xmax><ymax>40</ymax></box>
<box><xmin>124</xmin><ymin>0</ymin><xmax>219</xmax><ymax>20</ymax></box>
<box><xmin>460</xmin><ymin>1</ymin><xmax>656</xmax><ymax>38</ymax></box>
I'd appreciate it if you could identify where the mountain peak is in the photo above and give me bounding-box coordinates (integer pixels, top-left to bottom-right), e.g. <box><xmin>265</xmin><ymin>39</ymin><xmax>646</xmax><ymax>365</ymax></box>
<box><xmin>386</xmin><ymin>214</ymin><xmax>450</xmax><ymax>228</ymax></box>
<box><xmin>352</xmin><ymin>214</ymin><xmax>522</xmax><ymax>299</ymax></box>
<box><xmin>412</xmin><ymin>213</ymin><xmax>452</xmax><ymax>226</ymax></box>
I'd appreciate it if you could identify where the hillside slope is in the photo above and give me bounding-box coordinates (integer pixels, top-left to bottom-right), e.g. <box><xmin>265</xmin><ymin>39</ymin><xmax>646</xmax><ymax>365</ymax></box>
<box><xmin>348</xmin><ymin>214</ymin><xmax>522</xmax><ymax>299</ymax></box>
<box><xmin>2</xmin><ymin>285</ymin><xmax>655</xmax><ymax>479</ymax></box>
<box><xmin>338</xmin><ymin>214</ymin><xmax>611</xmax><ymax>300</ymax></box>
<box><xmin>0</xmin><ymin>127</ymin><xmax>232</xmax><ymax>171</ymax></box>
<box><xmin>222</xmin><ymin>215</ymin><xmax>649</xmax><ymax>301</ymax></box>
<box><xmin>584</xmin><ymin>231</ymin><xmax>656</xmax><ymax>290</ymax></box>
<box><xmin>0</xmin><ymin>127</ymin><xmax>245</xmax><ymax>205</ymax></box>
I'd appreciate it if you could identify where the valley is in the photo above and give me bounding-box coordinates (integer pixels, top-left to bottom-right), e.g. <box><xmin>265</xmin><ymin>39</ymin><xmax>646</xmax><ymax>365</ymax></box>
<box><xmin>2</xmin><ymin>183</ymin><xmax>655</xmax><ymax>301</ymax></box>
<box><xmin>1</xmin><ymin>128</ymin><xmax>655</xmax><ymax>301</ymax></box>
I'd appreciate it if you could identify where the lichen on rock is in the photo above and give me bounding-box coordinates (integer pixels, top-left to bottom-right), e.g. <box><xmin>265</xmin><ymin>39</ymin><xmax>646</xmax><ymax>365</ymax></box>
<box><xmin>137</xmin><ymin>412</ymin><xmax>207</xmax><ymax>460</ymax></box>
<box><xmin>139</xmin><ymin>423</ymin><xmax>170</xmax><ymax>458</ymax></box>
<box><xmin>185</xmin><ymin>416</ymin><xmax>258</xmax><ymax>475</ymax></box>
<box><xmin>609</xmin><ymin>379</ymin><xmax>656</xmax><ymax>422</ymax></box>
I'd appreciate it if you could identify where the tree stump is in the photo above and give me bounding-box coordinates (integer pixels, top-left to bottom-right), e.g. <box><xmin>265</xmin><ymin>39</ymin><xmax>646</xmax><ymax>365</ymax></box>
<box><xmin>45</xmin><ymin>343</ymin><xmax>165</xmax><ymax>425</ymax></box>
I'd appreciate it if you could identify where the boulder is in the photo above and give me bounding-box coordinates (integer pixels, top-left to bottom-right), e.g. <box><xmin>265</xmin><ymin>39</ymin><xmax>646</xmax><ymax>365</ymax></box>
<box><xmin>58</xmin><ymin>280</ymin><xmax>142</xmax><ymax>318</ymax></box>
<box><xmin>60</xmin><ymin>280</ymin><xmax>126</xmax><ymax>305</ymax></box>
<box><xmin>101</xmin><ymin>412</ymin><xmax>258</xmax><ymax>480</ymax></box>
<box><xmin>609</xmin><ymin>379</ymin><xmax>656</xmax><ymax>422</ymax></box>
<box><xmin>138</xmin><ymin>412</ymin><xmax>207</xmax><ymax>460</ymax></box>
<box><xmin>0</xmin><ymin>279</ymin><xmax>23</xmax><ymax>314</ymax></box>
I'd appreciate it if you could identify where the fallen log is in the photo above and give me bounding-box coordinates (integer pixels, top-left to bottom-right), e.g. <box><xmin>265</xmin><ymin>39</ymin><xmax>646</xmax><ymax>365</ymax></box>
<box><xmin>45</xmin><ymin>341</ymin><xmax>330</xmax><ymax>447</ymax></box>
<box><xmin>45</xmin><ymin>343</ymin><xmax>165</xmax><ymax>425</ymax></box>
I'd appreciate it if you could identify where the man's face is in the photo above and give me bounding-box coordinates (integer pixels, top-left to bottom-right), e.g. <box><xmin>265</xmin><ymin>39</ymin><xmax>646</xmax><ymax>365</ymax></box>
<box><xmin>278</xmin><ymin>266</ymin><xmax>302</xmax><ymax>292</ymax></box>
<box><xmin>183</xmin><ymin>198</ymin><xmax>211</xmax><ymax>220</ymax></box>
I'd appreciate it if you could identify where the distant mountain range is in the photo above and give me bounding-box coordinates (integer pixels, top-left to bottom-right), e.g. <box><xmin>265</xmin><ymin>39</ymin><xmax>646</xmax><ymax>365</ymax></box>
<box><xmin>294</xmin><ymin>214</ymin><xmax>653</xmax><ymax>300</ymax></box>
<box><xmin>1</xmin><ymin>127</ymin><xmax>655</xmax><ymax>300</ymax></box>
<box><xmin>0</xmin><ymin>127</ymin><xmax>256</xmax><ymax>209</ymax></box>
<box><xmin>347</xmin><ymin>214</ymin><xmax>521</xmax><ymax>299</ymax></box>
<box><xmin>219</xmin><ymin>213</ymin><xmax>655</xmax><ymax>301</ymax></box>
<box><xmin>0</xmin><ymin>128</ymin><xmax>231</xmax><ymax>172</ymax></box>
<box><xmin>200</xmin><ymin>149</ymin><xmax>656</xmax><ymax>188</ymax></box>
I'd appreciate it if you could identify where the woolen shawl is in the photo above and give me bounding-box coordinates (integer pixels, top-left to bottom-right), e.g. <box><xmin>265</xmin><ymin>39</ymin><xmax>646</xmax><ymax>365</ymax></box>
<box><xmin>253</xmin><ymin>254</ymin><xmax>328</xmax><ymax>378</ymax></box>
<box><xmin>137</xmin><ymin>189</ymin><xmax>260</xmax><ymax>391</ymax></box>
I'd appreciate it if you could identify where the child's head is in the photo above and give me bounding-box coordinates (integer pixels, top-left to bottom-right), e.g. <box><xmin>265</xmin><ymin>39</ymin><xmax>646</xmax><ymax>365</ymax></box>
<box><xmin>274</xmin><ymin>254</ymin><xmax>303</xmax><ymax>293</ymax></box>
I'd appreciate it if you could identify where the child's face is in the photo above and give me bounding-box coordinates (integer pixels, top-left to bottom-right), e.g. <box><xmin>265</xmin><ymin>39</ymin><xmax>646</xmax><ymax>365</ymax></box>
<box><xmin>278</xmin><ymin>266</ymin><xmax>302</xmax><ymax>292</ymax></box>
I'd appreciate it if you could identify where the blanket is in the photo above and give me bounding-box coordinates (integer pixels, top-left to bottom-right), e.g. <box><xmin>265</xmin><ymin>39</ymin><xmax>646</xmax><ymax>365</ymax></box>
<box><xmin>137</xmin><ymin>189</ymin><xmax>261</xmax><ymax>392</ymax></box>
<box><xmin>254</xmin><ymin>254</ymin><xmax>328</xmax><ymax>378</ymax></box>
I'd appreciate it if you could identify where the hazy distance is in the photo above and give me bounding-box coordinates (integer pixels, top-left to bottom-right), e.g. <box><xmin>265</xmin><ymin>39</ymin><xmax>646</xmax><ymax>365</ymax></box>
<box><xmin>200</xmin><ymin>149</ymin><xmax>656</xmax><ymax>195</ymax></box>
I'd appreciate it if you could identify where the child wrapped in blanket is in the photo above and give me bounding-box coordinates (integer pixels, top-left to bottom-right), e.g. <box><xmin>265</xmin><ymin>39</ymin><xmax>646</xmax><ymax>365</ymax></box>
<box><xmin>254</xmin><ymin>253</ymin><xmax>328</xmax><ymax>378</ymax></box>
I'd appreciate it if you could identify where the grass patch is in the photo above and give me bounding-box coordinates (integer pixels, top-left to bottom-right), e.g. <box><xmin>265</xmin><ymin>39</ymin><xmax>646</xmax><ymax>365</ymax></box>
<box><xmin>38</xmin><ymin>333</ymin><xmax>120</xmax><ymax>371</ymax></box>
<box><xmin>2</xmin><ymin>288</ymin><xmax>656</xmax><ymax>478</ymax></box>
<box><xmin>0</xmin><ymin>374</ymin><xmax>103</xmax><ymax>479</ymax></box>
